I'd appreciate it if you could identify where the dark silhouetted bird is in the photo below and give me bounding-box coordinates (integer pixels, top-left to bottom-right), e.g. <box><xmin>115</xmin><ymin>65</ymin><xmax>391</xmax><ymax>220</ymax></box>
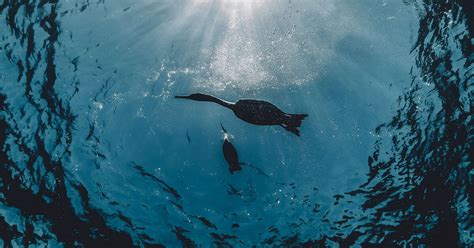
<box><xmin>175</xmin><ymin>93</ymin><xmax>308</xmax><ymax>136</ymax></box>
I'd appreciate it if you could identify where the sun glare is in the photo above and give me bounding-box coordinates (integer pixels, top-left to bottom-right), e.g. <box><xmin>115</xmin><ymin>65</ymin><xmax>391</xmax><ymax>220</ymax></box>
<box><xmin>192</xmin><ymin>0</ymin><xmax>261</xmax><ymax>12</ymax></box>
<box><xmin>173</xmin><ymin>0</ymin><xmax>324</xmax><ymax>92</ymax></box>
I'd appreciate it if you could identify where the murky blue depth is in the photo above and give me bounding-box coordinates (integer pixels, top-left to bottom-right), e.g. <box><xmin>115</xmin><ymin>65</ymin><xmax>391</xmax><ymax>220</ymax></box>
<box><xmin>0</xmin><ymin>0</ymin><xmax>472</xmax><ymax>247</ymax></box>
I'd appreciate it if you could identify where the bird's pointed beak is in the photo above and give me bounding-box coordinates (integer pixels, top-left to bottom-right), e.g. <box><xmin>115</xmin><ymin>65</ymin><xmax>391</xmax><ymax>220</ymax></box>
<box><xmin>175</xmin><ymin>95</ymin><xmax>190</xmax><ymax>99</ymax></box>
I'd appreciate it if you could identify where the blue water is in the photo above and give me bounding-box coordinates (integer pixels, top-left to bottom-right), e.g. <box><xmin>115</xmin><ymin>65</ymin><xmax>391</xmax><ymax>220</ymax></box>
<box><xmin>0</xmin><ymin>0</ymin><xmax>472</xmax><ymax>247</ymax></box>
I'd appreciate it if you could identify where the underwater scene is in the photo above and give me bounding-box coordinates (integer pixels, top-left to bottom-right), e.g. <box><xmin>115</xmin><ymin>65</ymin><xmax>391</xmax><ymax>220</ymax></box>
<box><xmin>0</xmin><ymin>0</ymin><xmax>472</xmax><ymax>247</ymax></box>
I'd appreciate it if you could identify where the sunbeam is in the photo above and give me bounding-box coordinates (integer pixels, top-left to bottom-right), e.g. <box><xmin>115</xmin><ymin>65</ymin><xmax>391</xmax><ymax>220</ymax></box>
<box><xmin>4</xmin><ymin>0</ymin><xmax>467</xmax><ymax>247</ymax></box>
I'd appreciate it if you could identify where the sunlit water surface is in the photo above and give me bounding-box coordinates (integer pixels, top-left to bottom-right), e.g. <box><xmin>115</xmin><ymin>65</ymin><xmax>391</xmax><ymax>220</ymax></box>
<box><xmin>0</xmin><ymin>0</ymin><xmax>472</xmax><ymax>247</ymax></box>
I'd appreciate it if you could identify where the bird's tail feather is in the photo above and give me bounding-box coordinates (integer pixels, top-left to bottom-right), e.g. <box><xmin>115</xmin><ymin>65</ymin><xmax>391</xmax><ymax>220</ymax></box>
<box><xmin>230</xmin><ymin>163</ymin><xmax>242</xmax><ymax>174</ymax></box>
<box><xmin>288</xmin><ymin>114</ymin><xmax>308</xmax><ymax>126</ymax></box>
<box><xmin>282</xmin><ymin>114</ymin><xmax>308</xmax><ymax>136</ymax></box>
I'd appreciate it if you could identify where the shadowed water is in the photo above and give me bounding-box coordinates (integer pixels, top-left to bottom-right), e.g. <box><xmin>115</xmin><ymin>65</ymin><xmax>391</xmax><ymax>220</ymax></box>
<box><xmin>0</xmin><ymin>0</ymin><xmax>472</xmax><ymax>247</ymax></box>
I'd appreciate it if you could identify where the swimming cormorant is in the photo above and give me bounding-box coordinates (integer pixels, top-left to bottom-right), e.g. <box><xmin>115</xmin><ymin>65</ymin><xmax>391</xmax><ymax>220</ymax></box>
<box><xmin>175</xmin><ymin>93</ymin><xmax>308</xmax><ymax>136</ymax></box>
<box><xmin>221</xmin><ymin>123</ymin><xmax>242</xmax><ymax>174</ymax></box>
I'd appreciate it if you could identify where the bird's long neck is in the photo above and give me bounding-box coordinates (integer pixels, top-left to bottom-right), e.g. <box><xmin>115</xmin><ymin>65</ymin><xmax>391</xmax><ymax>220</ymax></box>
<box><xmin>204</xmin><ymin>95</ymin><xmax>234</xmax><ymax>109</ymax></box>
